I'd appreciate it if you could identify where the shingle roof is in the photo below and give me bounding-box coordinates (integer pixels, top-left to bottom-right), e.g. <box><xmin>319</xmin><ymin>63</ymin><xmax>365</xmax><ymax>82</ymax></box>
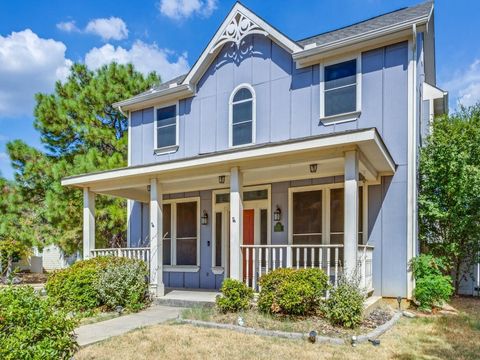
<box><xmin>298</xmin><ymin>1</ymin><xmax>432</xmax><ymax>47</ymax></box>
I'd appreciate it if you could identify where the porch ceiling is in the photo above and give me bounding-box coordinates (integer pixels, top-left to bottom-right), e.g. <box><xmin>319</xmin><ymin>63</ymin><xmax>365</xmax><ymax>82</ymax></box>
<box><xmin>61</xmin><ymin>128</ymin><xmax>395</xmax><ymax>202</ymax></box>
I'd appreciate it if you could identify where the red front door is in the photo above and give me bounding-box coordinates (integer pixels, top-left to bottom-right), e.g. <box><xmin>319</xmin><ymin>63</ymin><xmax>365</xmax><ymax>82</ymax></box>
<box><xmin>243</xmin><ymin>209</ymin><xmax>254</xmax><ymax>283</ymax></box>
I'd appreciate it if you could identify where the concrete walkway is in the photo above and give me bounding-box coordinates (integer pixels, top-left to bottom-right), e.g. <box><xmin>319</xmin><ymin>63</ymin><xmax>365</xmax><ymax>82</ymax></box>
<box><xmin>75</xmin><ymin>305</ymin><xmax>181</xmax><ymax>347</ymax></box>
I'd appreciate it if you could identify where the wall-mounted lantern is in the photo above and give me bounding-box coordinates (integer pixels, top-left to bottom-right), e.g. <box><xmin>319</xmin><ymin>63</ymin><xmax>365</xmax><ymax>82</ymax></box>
<box><xmin>309</xmin><ymin>163</ymin><xmax>318</xmax><ymax>173</ymax></box>
<box><xmin>273</xmin><ymin>206</ymin><xmax>281</xmax><ymax>222</ymax></box>
<box><xmin>218</xmin><ymin>175</ymin><xmax>226</xmax><ymax>184</ymax></box>
<box><xmin>201</xmin><ymin>210</ymin><xmax>209</xmax><ymax>225</ymax></box>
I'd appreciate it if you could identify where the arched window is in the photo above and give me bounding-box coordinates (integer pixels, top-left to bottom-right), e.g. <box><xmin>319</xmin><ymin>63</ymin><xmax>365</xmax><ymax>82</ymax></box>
<box><xmin>230</xmin><ymin>84</ymin><xmax>255</xmax><ymax>147</ymax></box>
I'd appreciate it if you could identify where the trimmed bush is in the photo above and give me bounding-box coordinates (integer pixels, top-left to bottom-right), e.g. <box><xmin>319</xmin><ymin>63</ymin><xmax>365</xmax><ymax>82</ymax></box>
<box><xmin>258</xmin><ymin>268</ymin><xmax>329</xmax><ymax>316</ymax></box>
<box><xmin>216</xmin><ymin>279</ymin><xmax>253</xmax><ymax>313</ymax></box>
<box><xmin>410</xmin><ymin>255</ymin><xmax>454</xmax><ymax>310</ymax></box>
<box><xmin>94</xmin><ymin>259</ymin><xmax>149</xmax><ymax>311</ymax></box>
<box><xmin>0</xmin><ymin>286</ymin><xmax>77</xmax><ymax>360</ymax></box>
<box><xmin>46</xmin><ymin>256</ymin><xmax>149</xmax><ymax>313</ymax></box>
<box><xmin>325</xmin><ymin>277</ymin><xmax>364</xmax><ymax>328</ymax></box>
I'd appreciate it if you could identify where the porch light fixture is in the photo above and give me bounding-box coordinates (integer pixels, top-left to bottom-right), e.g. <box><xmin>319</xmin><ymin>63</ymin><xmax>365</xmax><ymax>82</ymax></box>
<box><xmin>201</xmin><ymin>210</ymin><xmax>209</xmax><ymax>225</ymax></box>
<box><xmin>147</xmin><ymin>185</ymin><xmax>151</xmax><ymax>192</ymax></box>
<box><xmin>274</xmin><ymin>206</ymin><xmax>281</xmax><ymax>222</ymax></box>
<box><xmin>218</xmin><ymin>175</ymin><xmax>226</xmax><ymax>184</ymax></box>
<box><xmin>309</xmin><ymin>163</ymin><xmax>318</xmax><ymax>173</ymax></box>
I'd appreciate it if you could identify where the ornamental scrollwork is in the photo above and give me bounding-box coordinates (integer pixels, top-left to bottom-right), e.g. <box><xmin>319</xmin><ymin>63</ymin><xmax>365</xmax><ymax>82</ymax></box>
<box><xmin>211</xmin><ymin>12</ymin><xmax>268</xmax><ymax>53</ymax></box>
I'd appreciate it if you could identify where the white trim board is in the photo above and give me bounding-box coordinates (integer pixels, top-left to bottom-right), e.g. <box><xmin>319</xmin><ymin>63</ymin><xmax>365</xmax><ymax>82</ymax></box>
<box><xmin>62</xmin><ymin>129</ymin><xmax>395</xmax><ymax>188</ymax></box>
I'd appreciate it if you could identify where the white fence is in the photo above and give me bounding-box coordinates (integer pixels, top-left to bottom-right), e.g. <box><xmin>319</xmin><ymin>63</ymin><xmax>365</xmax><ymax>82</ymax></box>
<box><xmin>240</xmin><ymin>244</ymin><xmax>374</xmax><ymax>293</ymax></box>
<box><xmin>91</xmin><ymin>247</ymin><xmax>150</xmax><ymax>267</ymax></box>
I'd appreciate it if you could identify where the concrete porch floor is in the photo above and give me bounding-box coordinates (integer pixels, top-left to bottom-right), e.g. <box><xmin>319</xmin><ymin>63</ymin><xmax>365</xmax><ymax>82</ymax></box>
<box><xmin>155</xmin><ymin>288</ymin><xmax>220</xmax><ymax>308</ymax></box>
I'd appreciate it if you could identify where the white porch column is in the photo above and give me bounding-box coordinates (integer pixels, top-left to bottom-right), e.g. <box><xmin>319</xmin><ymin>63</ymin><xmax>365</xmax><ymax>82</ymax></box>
<box><xmin>229</xmin><ymin>167</ymin><xmax>243</xmax><ymax>280</ymax></box>
<box><xmin>149</xmin><ymin>179</ymin><xmax>164</xmax><ymax>297</ymax></box>
<box><xmin>344</xmin><ymin>150</ymin><xmax>359</xmax><ymax>278</ymax></box>
<box><xmin>83</xmin><ymin>188</ymin><xmax>95</xmax><ymax>260</ymax></box>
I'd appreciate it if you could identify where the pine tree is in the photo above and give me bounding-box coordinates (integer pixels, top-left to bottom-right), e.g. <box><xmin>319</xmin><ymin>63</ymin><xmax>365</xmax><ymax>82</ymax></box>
<box><xmin>6</xmin><ymin>63</ymin><xmax>160</xmax><ymax>254</ymax></box>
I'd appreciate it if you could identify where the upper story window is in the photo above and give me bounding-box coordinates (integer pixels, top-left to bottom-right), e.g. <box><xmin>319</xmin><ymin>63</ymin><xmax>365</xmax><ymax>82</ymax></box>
<box><xmin>230</xmin><ymin>84</ymin><xmax>256</xmax><ymax>147</ymax></box>
<box><xmin>155</xmin><ymin>104</ymin><xmax>178</xmax><ymax>150</ymax></box>
<box><xmin>321</xmin><ymin>57</ymin><xmax>361</xmax><ymax>122</ymax></box>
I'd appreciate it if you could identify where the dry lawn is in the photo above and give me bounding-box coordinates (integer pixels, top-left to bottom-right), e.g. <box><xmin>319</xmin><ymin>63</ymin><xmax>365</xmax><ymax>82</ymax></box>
<box><xmin>76</xmin><ymin>297</ymin><xmax>480</xmax><ymax>360</ymax></box>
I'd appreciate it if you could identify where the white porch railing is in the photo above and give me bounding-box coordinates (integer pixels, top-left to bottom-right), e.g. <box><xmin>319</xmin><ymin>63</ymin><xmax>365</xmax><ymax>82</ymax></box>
<box><xmin>240</xmin><ymin>244</ymin><xmax>374</xmax><ymax>293</ymax></box>
<box><xmin>91</xmin><ymin>247</ymin><xmax>151</xmax><ymax>267</ymax></box>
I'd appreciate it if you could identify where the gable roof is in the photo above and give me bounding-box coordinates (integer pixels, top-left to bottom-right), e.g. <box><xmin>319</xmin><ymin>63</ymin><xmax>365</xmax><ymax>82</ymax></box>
<box><xmin>114</xmin><ymin>1</ymin><xmax>433</xmax><ymax>110</ymax></box>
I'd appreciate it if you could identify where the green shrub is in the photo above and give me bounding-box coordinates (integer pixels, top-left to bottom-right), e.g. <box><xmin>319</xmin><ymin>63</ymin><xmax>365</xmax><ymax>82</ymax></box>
<box><xmin>258</xmin><ymin>268</ymin><xmax>329</xmax><ymax>316</ymax></box>
<box><xmin>0</xmin><ymin>286</ymin><xmax>77</xmax><ymax>360</ymax></box>
<box><xmin>410</xmin><ymin>255</ymin><xmax>454</xmax><ymax>310</ymax></box>
<box><xmin>325</xmin><ymin>277</ymin><xmax>364</xmax><ymax>328</ymax></box>
<box><xmin>216</xmin><ymin>278</ymin><xmax>253</xmax><ymax>313</ymax></box>
<box><xmin>94</xmin><ymin>259</ymin><xmax>149</xmax><ymax>311</ymax></box>
<box><xmin>46</xmin><ymin>256</ymin><xmax>149</xmax><ymax>313</ymax></box>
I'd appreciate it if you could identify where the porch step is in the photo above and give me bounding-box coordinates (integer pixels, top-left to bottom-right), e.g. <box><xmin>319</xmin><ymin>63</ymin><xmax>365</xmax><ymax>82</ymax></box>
<box><xmin>155</xmin><ymin>289</ymin><xmax>219</xmax><ymax>308</ymax></box>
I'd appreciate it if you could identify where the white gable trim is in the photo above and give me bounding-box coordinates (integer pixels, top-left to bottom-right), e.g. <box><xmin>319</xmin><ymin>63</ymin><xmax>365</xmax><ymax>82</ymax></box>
<box><xmin>182</xmin><ymin>3</ymin><xmax>302</xmax><ymax>85</ymax></box>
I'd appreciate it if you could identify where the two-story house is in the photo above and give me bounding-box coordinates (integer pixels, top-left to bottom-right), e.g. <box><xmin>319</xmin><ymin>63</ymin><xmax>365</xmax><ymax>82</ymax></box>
<box><xmin>62</xmin><ymin>1</ymin><xmax>447</xmax><ymax>299</ymax></box>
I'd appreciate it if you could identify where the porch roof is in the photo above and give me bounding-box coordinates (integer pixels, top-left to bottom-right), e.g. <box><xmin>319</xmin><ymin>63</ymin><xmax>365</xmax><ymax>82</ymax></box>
<box><xmin>61</xmin><ymin>128</ymin><xmax>395</xmax><ymax>202</ymax></box>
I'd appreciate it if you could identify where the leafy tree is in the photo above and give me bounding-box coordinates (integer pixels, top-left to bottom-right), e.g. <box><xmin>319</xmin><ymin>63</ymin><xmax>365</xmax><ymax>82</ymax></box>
<box><xmin>419</xmin><ymin>105</ymin><xmax>480</xmax><ymax>292</ymax></box>
<box><xmin>7</xmin><ymin>63</ymin><xmax>160</xmax><ymax>255</ymax></box>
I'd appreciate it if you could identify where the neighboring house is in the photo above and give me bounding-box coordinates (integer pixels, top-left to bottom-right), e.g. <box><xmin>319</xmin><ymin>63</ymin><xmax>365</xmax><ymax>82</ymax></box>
<box><xmin>62</xmin><ymin>1</ymin><xmax>447</xmax><ymax>299</ymax></box>
<box><xmin>39</xmin><ymin>244</ymin><xmax>78</xmax><ymax>271</ymax></box>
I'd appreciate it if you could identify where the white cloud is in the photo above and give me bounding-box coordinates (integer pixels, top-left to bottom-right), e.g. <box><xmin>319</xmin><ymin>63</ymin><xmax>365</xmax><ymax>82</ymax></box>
<box><xmin>0</xmin><ymin>29</ymin><xmax>72</xmax><ymax>117</ymax></box>
<box><xmin>158</xmin><ymin>0</ymin><xmax>217</xmax><ymax>20</ymax></box>
<box><xmin>85</xmin><ymin>17</ymin><xmax>128</xmax><ymax>41</ymax></box>
<box><xmin>442</xmin><ymin>59</ymin><xmax>480</xmax><ymax>109</ymax></box>
<box><xmin>85</xmin><ymin>41</ymin><xmax>189</xmax><ymax>81</ymax></box>
<box><xmin>56</xmin><ymin>20</ymin><xmax>80</xmax><ymax>33</ymax></box>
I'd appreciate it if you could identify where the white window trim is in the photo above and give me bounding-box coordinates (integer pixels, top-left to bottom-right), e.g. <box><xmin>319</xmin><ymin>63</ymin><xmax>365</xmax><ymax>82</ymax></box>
<box><xmin>288</xmin><ymin>182</ymin><xmax>368</xmax><ymax>245</ymax></box>
<box><xmin>154</xmin><ymin>101</ymin><xmax>180</xmax><ymax>155</ymax></box>
<box><xmin>319</xmin><ymin>54</ymin><xmax>362</xmax><ymax>125</ymax></box>
<box><xmin>163</xmin><ymin>196</ymin><xmax>200</xmax><ymax>271</ymax></box>
<box><xmin>229</xmin><ymin>83</ymin><xmax>256</xmax><ymax>148</ymax></box>
<box><xmin>211</xmin><ymin>185</ymin><xmax>271</xmax><ymax>273</ymax></box>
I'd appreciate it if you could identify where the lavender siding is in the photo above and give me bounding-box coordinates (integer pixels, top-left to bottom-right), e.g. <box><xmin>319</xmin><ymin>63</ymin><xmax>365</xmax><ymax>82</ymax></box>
<box><xmin>128</xmin><ymin>36</ymin><xmax>413</xmax><ymax>296</ymax></box>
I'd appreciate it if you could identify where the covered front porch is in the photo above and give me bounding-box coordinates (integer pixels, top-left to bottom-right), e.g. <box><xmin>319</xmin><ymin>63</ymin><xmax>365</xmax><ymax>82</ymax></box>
<box><xmin>62</xmin><ymin>128</ymin><xmax>395</xmax><ymax>297</ymax></box>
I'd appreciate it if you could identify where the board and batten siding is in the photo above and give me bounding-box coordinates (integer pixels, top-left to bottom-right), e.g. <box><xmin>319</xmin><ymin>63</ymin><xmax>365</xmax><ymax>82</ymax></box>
<box><xmin>128</xmin><ymin>35</ymin><xmax>411</xmax><ymax>297</ymax></box>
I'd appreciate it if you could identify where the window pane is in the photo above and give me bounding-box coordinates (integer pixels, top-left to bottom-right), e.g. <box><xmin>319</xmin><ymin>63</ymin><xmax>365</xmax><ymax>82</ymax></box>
<box><xmin>163</xmin><ymin>204</ymin><xmax>171</xmax><ymax>238</ymax></box>
<box><xmin>215</xmin><ymin>193</ymin><xmax>230</xmax><ymax>204</ymax></box>
<box><xmin>163</xmin><ymin>204</ymin><xmax>171</xmax><ymax>265</ymax></box>
<box><xmin>260</xmin><ymin>209</ymin><xmax>268</xmax><ymax>245</ymax></box>
<box><xmin>233</xmin><ymin>88</ymin><xmax>252</xmax><ymax>102</ymax></box>
<box><xmin>359</xmin><ymin>187</ymin><xmax>364</xmax><ymax>244</ymax></box>
<box><xmin>232</xmin><ymin>101</ymin><xmax>252</xmax><ymax>124</ymax></box>
<box><xmin>215</xmin><ymin>212</ymin><xmax>222</xmax><ymax>267</ymax></box>
<box><xmin>157</xmin><ymin>105</ymin><xmax>176</xmax><ymax>127</ymax></box>
<box><xmin>243</xmin><ymin>189</ymin><xmax>268</xmax><ymax>201</ymax></box>
<box><xmin>177</xmin><ymin>238</ymin><xmax>197</xmax><ymax>265</ymax></box>
<box><xmin>177</xmin><ymin>202</ymin><xmax>197</xmax><ymax>238</ymax></box>
<box><xmin>163</xmin><ymin>239</ymin><xmax>171</xmax><ymax>265</ymax></box>
<box><xmin>325</xmin><ymin>59</ymin><xmax>356</xmax><ymax>90</ymax></box>
<box><xmin>157</xmin><ymin>125</ymin><xmax>176</xmax><ymax>148</ymax></box>
<box><xmin>330</xmin><ymin>188</ymin><xmax>344</xmax><ymax>233</ymax></box>
<box><xmin>232</xmin><ymin>121</ymin><xmax>252</xmax><ymax>146</ymax></box>
<box><xmin>292</xmin><ymin>190</ymin><xmax>322</xmax><ymax>243</ymax></box>
<box><xmin>325</xmin><ymin>85</ymin><xmax>356</xmax><ymax>116</ymax></box>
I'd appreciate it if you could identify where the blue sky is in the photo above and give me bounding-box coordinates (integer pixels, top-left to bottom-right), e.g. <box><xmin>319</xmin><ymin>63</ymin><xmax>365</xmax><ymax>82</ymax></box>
<box><xmin>0</xmin><ymin>0</ymin><xmax>479</xmax><ymax>179</ymax></box>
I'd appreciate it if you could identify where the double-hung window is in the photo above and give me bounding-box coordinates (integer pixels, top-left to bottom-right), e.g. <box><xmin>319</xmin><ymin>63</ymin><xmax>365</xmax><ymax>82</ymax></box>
<box><xmin>155</xmin><ymin>104</ymin><xmax>177</xmax><ymax>150</ymax></box>
<box><xmin>321</xmin><ymin>58</ymin><xmax>360</xmax><ymax>121</ymax></box>
<box><xmin>230</xmin><ymin>84</ymin><xmax>255</xmax><ymax>147</ymax></box>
